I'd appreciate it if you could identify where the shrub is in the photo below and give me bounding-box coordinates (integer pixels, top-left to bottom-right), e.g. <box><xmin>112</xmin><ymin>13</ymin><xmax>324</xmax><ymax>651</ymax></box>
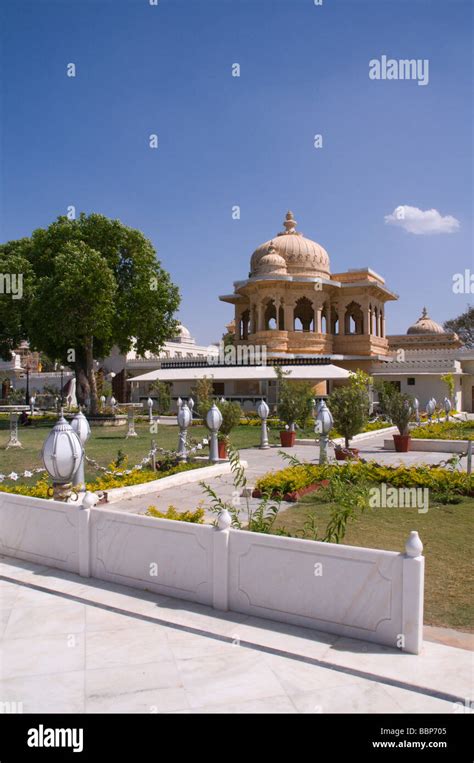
<box><xmin>275</xmin><ymin>366</ymin><xmax>314</xmax><ymax>429</ymax></box>
<box><xmin>410</xmin><ymin>421</ymin><xmax>474</xmax><ymax>441</ymax></box>
<box><xmin>217</xmin><ymin>400</ymin><xmax>242</xmax><ymax>441</ymax></box>
<box><xmin>145</xmin><ymin>504</ymin><xmax>205</xmax><ymax>523</ymax></box>
<box><xmin>150</xmin><ymin>380</ymin><xmax>172</xmax><ymax>415</ymax></box>
<box><xmin>384</xmin><ymin>390</ymin><xmax>413</xmax><ymax>436</ymax></box>
<box><xmin>329</xmin><ymin>376</ymin><xmax>370</xmax><ymax>447</ymax></box>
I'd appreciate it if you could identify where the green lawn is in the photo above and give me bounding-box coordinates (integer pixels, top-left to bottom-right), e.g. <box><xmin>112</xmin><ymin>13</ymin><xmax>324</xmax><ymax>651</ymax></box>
<box><xmin>273</xmin><ymin>494</ymin><xmax>474</xmax><ymax>632</ymax></box>
<box><xmin>0</xmin><ymin>420</ymin><xmax>283</xmax><ymax>484</ymax></box>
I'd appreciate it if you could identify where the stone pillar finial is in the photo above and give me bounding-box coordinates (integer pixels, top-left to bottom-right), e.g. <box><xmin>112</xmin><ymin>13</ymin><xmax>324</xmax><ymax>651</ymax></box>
<box><xmin>283</xmin><ymin>211</ymin><xmax>297</xmax><ymax>234</ymax></box>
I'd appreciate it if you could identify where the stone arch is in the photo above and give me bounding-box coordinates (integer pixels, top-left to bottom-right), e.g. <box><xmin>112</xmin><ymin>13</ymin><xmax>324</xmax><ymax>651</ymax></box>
<box><xmin>321</xmin><ymin>304</ymin><xmax>329</xmax><ymax>334</ymax></box>
<box><xmin>344</xmin><ymin>301</ymin><xmax>364</xmax><ymax>335</ymax></box>
<box><xmin>331</xmin><ymin>306</ymin><xmax>339</xmax><ymax>335</ymax></box>
<box><xmin>294</xmin><ymin>297</ymin><xmax>314</xmax><ymax>332</ymax></box>
<box><xmin>263</xmin><ymin>298</ymin><xmax>277</xmax><ymax>330</ymax></box>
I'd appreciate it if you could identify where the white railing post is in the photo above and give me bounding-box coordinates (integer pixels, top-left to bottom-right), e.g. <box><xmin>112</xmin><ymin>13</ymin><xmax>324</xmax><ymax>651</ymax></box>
<box><xmin>212</xmin><ymin>510</ymin><xmax>231</xmax><ymax>611</ymax></box>
<box><xmin>401</xmin><ymin>531</ymin><xmax>424</xmax><ymax>654</ymax></box>
<box><xmin>77</xmin><ymin>492</ymin><xmax>98</xmax><ymax>577</ymax></box>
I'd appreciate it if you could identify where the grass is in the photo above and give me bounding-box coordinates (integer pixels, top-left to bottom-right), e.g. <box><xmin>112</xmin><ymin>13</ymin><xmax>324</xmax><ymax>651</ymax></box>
<box><xmin>273</xmin><ymin>493</ymin><xmax>474</xmax><ymax>632</ymax></box>
<box><xmin>0</xmin><ymin>420</ymin><xmax>283</xmax><ymax>485</ymax></box>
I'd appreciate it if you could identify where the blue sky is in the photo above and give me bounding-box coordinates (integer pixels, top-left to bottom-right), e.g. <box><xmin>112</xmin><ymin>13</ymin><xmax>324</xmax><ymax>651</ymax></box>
<box><xmin>1</xmin><ymin>0</ymin><xmax>472</xmax><ymax>344</ymax></box>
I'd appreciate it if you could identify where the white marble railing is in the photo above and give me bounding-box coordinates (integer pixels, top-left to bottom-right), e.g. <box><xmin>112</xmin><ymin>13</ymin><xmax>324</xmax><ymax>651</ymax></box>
<box><xmin>0</xmin><ymin>493</ymin><xmax>424</xmax><ymax>653</ymax></box>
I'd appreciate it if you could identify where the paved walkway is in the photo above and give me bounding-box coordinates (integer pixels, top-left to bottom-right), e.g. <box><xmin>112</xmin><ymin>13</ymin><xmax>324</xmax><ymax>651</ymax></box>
<box><xmin>0</xmin><ymin>558</ymin><xmax>472</xmax><ymax>714</ymax></box>
<box><xmin>113</xmin><ymin>431</ymin><xmax>468</xmax><ymax>517</ymax></box>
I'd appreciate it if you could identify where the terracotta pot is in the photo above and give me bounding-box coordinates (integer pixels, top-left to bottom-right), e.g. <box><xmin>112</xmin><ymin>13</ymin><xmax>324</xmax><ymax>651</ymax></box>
<box><xmin>280</xmin><ymin>430</ymin><xmax>296</xmax><ymax>447</ymax></box>
<box><xmin>393</xmin><ymin>434</ymin><xmax>411</xmax><ymax>453</ymax></box>
<box><xmin>217</xmin><ymin>440</ymin><xmax>228</xmax><ymax>459</ymax></box>
<box><xmin>335</xmin><ymin>447</ymin><xmax>359</xmax><ymax>461</ymax></box>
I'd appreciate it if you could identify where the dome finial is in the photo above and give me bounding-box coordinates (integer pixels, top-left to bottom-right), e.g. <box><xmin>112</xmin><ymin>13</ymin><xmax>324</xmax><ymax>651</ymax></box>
<box><xmin>421</xmin><ymin>306</ymin><xmax>428</xmax><ymax>318</ymax></box>
<box><xmin>283</xmin><ymin>211</ymin><xmax>297</xmax><ymax>234</ymax></box>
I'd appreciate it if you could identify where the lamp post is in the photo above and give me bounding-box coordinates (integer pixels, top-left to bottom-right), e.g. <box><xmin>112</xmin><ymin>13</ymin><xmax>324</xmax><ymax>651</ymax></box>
<box><xmin>413</xmin><ymin>397</ymin><xmax>420</xmax><ymax>425</ymax></box>
<box><xmin>206</xmin><ymin>403</ymin><xmax>223</xmax><ymax>463</ymax></box>
<box><xmin>110</xmin><ymin>396</ymin><xmax>117</xmax><ymax>413</ymax></box>
<box><xmin>70</xmin><ymin>408</ymin><xmax>91</xmax><ymax>492</ymax></box>
<box><xmin>59</xmin><ymin>365</ymin><xmax>65</xmax><ymax>407</ymax></box>
<box><xmin>25</xmin><ymin>361</ymin><xmax>30</xmax><ymax>407</ymax></box>
<box><xmin>177</xmin><ymin>397</ymin><xmax>182</xmax><ymax>411</ymax></box>
<box><xmin>188</xmin><ymin>397</ymin><xmax>194</xmax><ymax>419</ymax></box>
<box><xmin>425</xmin><ymin>399</ymin><xmax>435</xmax><ymax>423</ymax></box>
<box><xmin>257</xmin><ymin>399</ymin><xmax>270</xmax><ymax>449</ymax></box>
<box><xmin>100</xmin><ymin>395</ymin><xmax>106</xmax><ymax>412</ymax></box>
<box><xmin>6</xmin><ymin>411</ymin><xmax>22</xmax><ymax>449</ymax></box>
<box><xmin>316</xmin><ymin>400</ymin><xmax>333</xmax><ymax>465</ymax></box>
<box><xmin>42</xmin><ymin>411</ymin><xmax>84</xmax><ymax>501</ymax></box>
<box><xmin>147</xmin><ymin>397</ymin><xmax>154</xmax><ymax>423</ymax></box>
<box><xmin>177</xmin><ymin>402</ymin><xmax>192</xmax><ymax>461</ymax></box>
<box><xmin>444</xmin><ymin>397</ymin><xmax>452</xmax><ymax>422</ymax></box>
<box><xmin>29</xmin><ymin>396</ymin><xmax>36</xmax><ymax>416</ymax></box>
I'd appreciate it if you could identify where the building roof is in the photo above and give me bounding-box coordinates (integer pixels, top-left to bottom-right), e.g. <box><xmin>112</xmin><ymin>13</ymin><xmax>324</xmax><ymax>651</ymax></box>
<box><xmin>128</xmin><ymin>363</ymin><xmax>351</xmax><ymax>383</ymax></box>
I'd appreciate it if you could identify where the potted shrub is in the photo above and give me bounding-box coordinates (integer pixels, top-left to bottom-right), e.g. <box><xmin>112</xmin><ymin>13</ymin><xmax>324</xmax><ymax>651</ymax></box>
<box><xmin>216</xmin><ymin>400</ymin><xmax>242</xmax><ymax>458</ymax></box>
<box><xmin>386</xmin><ymin>391</ymin><xmax>413</xmax><ymax>452</ymax></box>
<box><xmin>275</xmin><ymin>367</ymin><xmax>314</xmax><ymax>447</ymax></box>
<box><xmin>329</xmin><ymin>371</ymin><xmax>371</xmax><ymax>459</ymax></box>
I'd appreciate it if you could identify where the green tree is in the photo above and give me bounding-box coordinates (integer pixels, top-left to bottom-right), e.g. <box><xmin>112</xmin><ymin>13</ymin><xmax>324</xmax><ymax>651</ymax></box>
<box><xmin>0</xmin><ymin>213</ymin><xmax>180</xmax><ymax>413</ymax></box>
<box><xmin>329</xmin><ymin>374</ymin><xmax>370</xmax><ymax>447</ymax></box>
<box><xmin>150</xmin><ymin>379</ymin><xmax>172</xmax><ymax>415</ymax></box>
<box><xmin>443</xmin><ymin>305</ymin><xmax>474</xmax><ymax>348</ymax></box>
<box><xmin>275</xmin><ymin>366</ymin><xmax>314</xmax><ymax>430</ymax></box>
<box><xmin>0</xmin><ymin>242</ymin><xmax>34</xmax><ymax>359</ymax></box>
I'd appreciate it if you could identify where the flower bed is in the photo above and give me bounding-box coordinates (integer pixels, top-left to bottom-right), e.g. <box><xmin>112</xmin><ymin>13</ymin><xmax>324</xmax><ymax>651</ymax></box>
<box><xmin>410</xmin><ymin>421</ymin><xmax>474</xmax><ymax>441</ymax></box>
<box><xmin>255</xmin><ymin>461</ymin><xmax>474</xmax><ymax>499</ymax></box>
<box><xmin>0</xmin><ymin>461</ymin><xmax>204</xmax><ymax>499</ymax></box>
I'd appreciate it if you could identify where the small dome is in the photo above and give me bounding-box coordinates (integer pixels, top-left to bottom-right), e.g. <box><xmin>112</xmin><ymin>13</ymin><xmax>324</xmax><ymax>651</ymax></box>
<box><xmin>172</xmin><ymin>323</ymin><xmax>195</xmax><ymax>344</ymax></box>
<box><xmin>407</xmin><ymin>307</ymin><xmax>445</xmax><ymax>335</ymax></box>
<box><xmin>254</xmin><ymin>241</ymin><xmax>288</xmax><ymax>276</ymax></box>
<box><xmin>250</xmin><ymin>211</ymin><xmax>330</xmax><ymax>278</ymax></box>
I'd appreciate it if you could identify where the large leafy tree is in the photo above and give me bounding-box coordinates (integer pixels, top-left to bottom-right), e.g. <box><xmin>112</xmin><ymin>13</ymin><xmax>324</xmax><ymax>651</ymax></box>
<box><xmin>443</xmin><ymin>305</ymin><xmax>474</xmax><ymax>348</ymax></box>
<box><xmin>0</xmin><ymin>213</ymin><xmax>180</xmax><ymax>413</ymax></box>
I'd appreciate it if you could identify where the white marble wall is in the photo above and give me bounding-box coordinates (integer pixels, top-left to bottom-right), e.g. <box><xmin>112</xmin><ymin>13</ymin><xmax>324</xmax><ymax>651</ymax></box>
<box><xmin>0</xmin><ymin>495</ymin><xmax>424</xmax><ymax>653</ymax></box>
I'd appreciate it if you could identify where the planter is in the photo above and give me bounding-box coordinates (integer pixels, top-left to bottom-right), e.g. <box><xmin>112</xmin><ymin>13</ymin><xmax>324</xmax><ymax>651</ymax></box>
<box><xmin>393</xmin><ymin>434</ymin><xmax>411</xmax><ymax>453</ymax></box>
<box><xmin>280</xmin><ymin>430</ymin><xmax>296</xmax><ymax>447</ymax></box>
<box><xmin>335</xmin><ymin>447</ymin><xmax>359</xmax><ymax>461</ymax></box>
<box><xmin>217</xmin><ymin>440</ymin><xmax>228</xmax><ymax>459</ymax></box>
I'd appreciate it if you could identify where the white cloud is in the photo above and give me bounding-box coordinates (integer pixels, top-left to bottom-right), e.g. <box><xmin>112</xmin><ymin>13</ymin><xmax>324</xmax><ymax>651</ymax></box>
<box><xmin>384</xmin><ymin>205</ymin><xmax>460</xmax><ymax>235</ymax></box>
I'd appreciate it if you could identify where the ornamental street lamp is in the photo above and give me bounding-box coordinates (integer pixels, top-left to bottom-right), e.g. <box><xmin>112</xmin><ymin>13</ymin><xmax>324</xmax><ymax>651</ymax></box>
<box><xmin>177</xmin><ymin>397</ymin><xmax>183</xmax><ymax>410</ymax></box>
<box><xmin>147</xmin><ymin>397</ymin><xmax>154</xmax><ymax>423</ymax></box>
<box><xmin>110</xmin><ymin>396</ymin><xmax>117</xmax><ymax>413</ymax></box>
<box><xmin>444</xmin><ymin>397</ymin><xmax>452</xmax><ymax>421</ymax></box>
<box><xmin>42</xmin><ymin>411</ymin><xmax>84</xmax><ymax>501</ymax></box>
<box><xmin>25</xmin><ymin>361</ymin><xmax>30</xmax><ymax>406</ymax></box>
<box><xmin>425</xmin><ymin>399</ymin><xmax>435</xmax><ymax>423</ymax></box>
<box><xmin>177</xmin><ymin>402</ymin><xmax>192</xmax><ymax>461</ymax></box>
<box><xmin>59</xmin><ymin>366</ymin><xmax>65</xmax><ymax>407</ymax></box>
<box><xmin>206</xmin><ymin>403</ymin><xmax>223</xmax><ymax>463</ymax></box>
<box><xmin>257</xmin><ymin>399</ymin><xmax>270</xmax><ymax>449</ymax></box>
<box><xmin>29</xmin><ymin>396</ymin><xmax>36</xmax><ymax>416</ymax></box>
<box><xmin>316</xmin><ymin>400</ymin><xmax>333</xmax><ymax>465</ymax></box>
<box><xmin>413</xmin><ymin>397</ymin><xmax>420</xmax><ymax>424</ymax></box>
<box><xmin>188</xmin><ymin>397</ymin><xmax>195</xmax><ymax>418</ymax></box>
<box><xmin>70</xmin><ymin>409</ymin><xmax>91</xmax><ymax>491</ymax></box>
<box><xmin>100</xmin><ymin>395</ymin><xmax>106</xmax><ymax>412</ymax></box>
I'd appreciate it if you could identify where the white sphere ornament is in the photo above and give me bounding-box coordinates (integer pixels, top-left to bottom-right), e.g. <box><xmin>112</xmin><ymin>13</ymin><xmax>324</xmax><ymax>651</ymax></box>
<box><xmin>257</xmin><ymin>400</ymin><xmax>269</xmax><ymax>420</ymax></box>
<box><xmin>42</xmin><ymin>413</ymin><xmax>84</xmax><ymax>484</ymax></box>
<box><xmin>71</xmin><ymin>410</ymin><xmax>91</xmax><ymax>446</ymax></box>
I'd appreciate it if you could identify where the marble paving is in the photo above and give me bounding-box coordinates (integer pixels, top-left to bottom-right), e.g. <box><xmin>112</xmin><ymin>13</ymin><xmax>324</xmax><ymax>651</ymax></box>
<box><xmin>0</xmin><ymin>557</ymin><xmax>472</xmax><ymax>714</ymax></box>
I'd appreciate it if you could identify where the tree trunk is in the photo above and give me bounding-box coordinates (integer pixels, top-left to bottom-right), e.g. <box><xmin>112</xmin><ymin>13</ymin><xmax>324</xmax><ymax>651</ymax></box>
<box><xmin>345</xmin><ymin>435</ymin><xmax>349</xmax><ymax>448</ymax></box>
<box><xmin>85</xmin><ymin>337</ymin><xmax>99</xmax><ymax>415</ymax></box>
<box><xmin>74</xmin><ymin>352</ymin><xmax>90</xmax><ymax>409</ymax></box>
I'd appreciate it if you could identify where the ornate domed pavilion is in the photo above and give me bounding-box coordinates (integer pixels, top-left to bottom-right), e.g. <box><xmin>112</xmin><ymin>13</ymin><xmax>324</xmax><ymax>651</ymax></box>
<box><xmin>407</xmin><ymin>307</ymin><xmax>445</xmax><ymax>335</ymax></box>
<box><xmin>220</xmin><ymin>211</ymin><xmax>398</xmax><ymax>366</ymax></box>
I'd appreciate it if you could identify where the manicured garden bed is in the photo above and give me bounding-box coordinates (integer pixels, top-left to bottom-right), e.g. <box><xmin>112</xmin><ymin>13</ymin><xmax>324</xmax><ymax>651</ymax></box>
<box><xmin>410</xmin><ymin>420</ymin><xmax>474</xmax><ymax>441</ymax></box>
